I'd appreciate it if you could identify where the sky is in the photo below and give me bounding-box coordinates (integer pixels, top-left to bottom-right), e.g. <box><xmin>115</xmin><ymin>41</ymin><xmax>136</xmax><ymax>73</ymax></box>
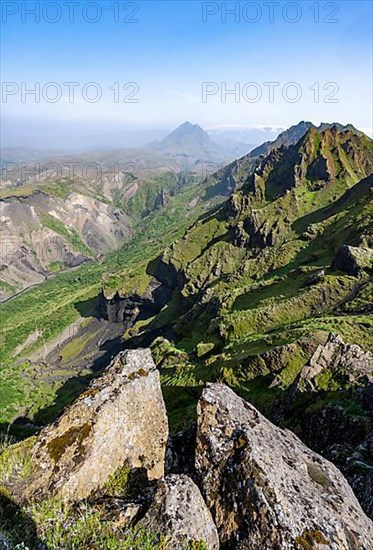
<box><xmin>1</xmin><ymin>0</ymin><xmax>372</xmax><ymax>143</ymax></box>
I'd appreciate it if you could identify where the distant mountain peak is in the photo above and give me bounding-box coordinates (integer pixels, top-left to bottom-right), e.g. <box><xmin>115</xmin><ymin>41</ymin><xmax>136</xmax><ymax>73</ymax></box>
<box><xmin>152</xmin><ymin>122</ymin><xmax>226</xmax><ymax>160</ymax></box>
<box><xmin>167</xmin><ymin>121</ymin><xmax>207</xmax><ymax>137</ymax></box>
<box><xmin>179</xmin><ymin>121</ymin><xmax>198</xmax><ymax>128</ymax></box>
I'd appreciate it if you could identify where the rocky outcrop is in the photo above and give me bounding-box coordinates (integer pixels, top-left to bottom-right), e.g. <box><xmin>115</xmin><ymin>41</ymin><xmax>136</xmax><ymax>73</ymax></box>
<box><xmin>154</xmin><ymin>188</ymin><xmax>171</xmax><ymax>209</ymax></box>
<box><xmin>21</xmin><ymin>349</ymin><xmax>168</xmax><ymax>501</ymax></box>
<box><xmin>332</xmin><ymin>244</ymin><xmax>373</xmax><ymax>276</ymax></box>
<box><xmin>140</xmin><ymin>475</ymin><xmax>219</xmax><ymax>549</ymax></box>
<box><xmin>293</xmin><ymin>333</ymin><xmax>373</xmax><ymax>392</ymax></box>
<box><xmin>282</xmin><ymin>334</ymin><xmax>373</xmax><ymax>519</ymax></box>
<box><xmin>196</xmin><ymin>383</ymin><xmax>373</xmax><ymax>549</ymax></box>
<box><xmin>204</xmin><ymin>121</ymin><xmax>317</xmax><ymax>201</ymax></box>
<box><xmin>302</xmin><ymin>269</ymin><xmax>325</xmax><ymax>287</ymax></box>
<box><xmin>4</xmin><ymin>347</ymin><xmax>373</xmax><ymax>547</ymax></box>
<box><xmin>100</xmin><ymin>276</ymin><xmax>173</xmax><ymax>325</ymax></box>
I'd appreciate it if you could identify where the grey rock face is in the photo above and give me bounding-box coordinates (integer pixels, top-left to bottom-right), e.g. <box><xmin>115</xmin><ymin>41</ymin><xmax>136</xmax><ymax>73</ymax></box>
<box><xmin>332</xmin><ymin>244</ymin><xmax>373</xmax><ymax>275</ymax></box>
<box><xmin>22</xmin><ymin>349</ymin><xmax>168</xmax><ymax>501</ymax></box>
<box><xmin>196</xmin><ymin>383</ymin><xmax>373</xmax><ymax>549</ymax></box>
<box><xmin>140</xmin><ymin>474</ymin><xmax>219</xmax><ymax>550</ymax></box>
<box><xmin>294</xmin><ymin>333</ymin><xmax>373</xmax><ymax>392</ymax></box>
<box><xmin>287</xmin><ymin>334</ymin><xmax>373</xmax><ymax>519</ymax></box>
<box><xmin>0</xmin><ymin>191</ymin><xmax>132</xmax><ymax>300</ymax></box>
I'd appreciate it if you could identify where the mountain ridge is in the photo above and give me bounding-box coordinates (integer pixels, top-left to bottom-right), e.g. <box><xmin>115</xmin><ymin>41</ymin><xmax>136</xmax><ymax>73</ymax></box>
<box><xmin>98</xmin><ymin>124</ymin><xmax>373</xmax><ymax>517</ymax></box>
<box><xmin>203</xmin><ymin>120</ymin><xmax>371</xmax><ymax>200</ymax></box>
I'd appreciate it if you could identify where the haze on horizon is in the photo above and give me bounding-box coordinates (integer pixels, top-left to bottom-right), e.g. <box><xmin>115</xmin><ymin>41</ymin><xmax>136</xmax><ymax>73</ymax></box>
<box><xmin>1</xmin><ymin>0</ymin><xmax>372</xmax><ymax>149</ymax></box>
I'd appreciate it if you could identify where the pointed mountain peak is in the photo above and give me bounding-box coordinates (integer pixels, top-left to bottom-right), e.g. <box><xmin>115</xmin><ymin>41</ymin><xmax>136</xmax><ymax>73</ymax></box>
<box><xmin>248</xmin><ymin>121</ymin><xmax>315</xmax><ymax>159</ymax></box>
<box><xmin>179</xmin><ymin>121</ymin><xmax>198</xmax><ymax>129</ymax></box>
<box><xmin>166</xmin><ymin>122</ymin><xmax>206</xmax><ymax>138</ymax></box>
<box><xmin>155</xmin><ymin>122</ymin><xmax>225</xmax><ymax>160</ymax></box>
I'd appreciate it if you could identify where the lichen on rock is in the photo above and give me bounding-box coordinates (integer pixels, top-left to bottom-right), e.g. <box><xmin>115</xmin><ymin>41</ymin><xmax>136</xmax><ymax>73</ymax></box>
<box><xmin>195</xmin><ymin>383</ymin><xmax>373</xmax><ymax>549</ymax></box>
<box><xmin>20</xmin><ymin>349</ymin><xmax>169</xmax><ymax>501</ymax></box>
<box><xmin>140</xmin><ymin>474</ymin><xmax>219</xmax><ymax>550</ymax></box>
<box><xmin>293</xmin><ymin>332</ymin><xmax>373</xmax><ymax>392</ymax></box>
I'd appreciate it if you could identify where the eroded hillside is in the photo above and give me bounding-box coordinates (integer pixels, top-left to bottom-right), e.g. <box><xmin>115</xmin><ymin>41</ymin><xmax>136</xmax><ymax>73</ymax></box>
<box><xmin>0</xmin><ymin>123</ymin><xmax>231</xmax><ymax>301</ymax></box>
<box><xmin>2</xmin><ymin>124</ymin><xmax>372</xmax><ymax>520</ymax></box>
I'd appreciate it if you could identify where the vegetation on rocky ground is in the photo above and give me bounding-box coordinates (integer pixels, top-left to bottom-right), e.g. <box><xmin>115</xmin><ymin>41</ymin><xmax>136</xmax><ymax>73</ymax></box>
<box><xmin>0</xmin><ymin>437</ymin><xmax>207</xmax><ymax>549</ymax></box>
<box><xmin>0</xmin><ymin>183</ymin><xmax>208</xmax><ymax>426</ymax></box>
<box><xmin>0</xmin><ymin>125</ymin><xmax>372</xmax><ymax>546</ymax></box>
<box><xmin>2</xmin><ymin>128</ymin><xmax>372</xmax><ymax>430</ymax></box>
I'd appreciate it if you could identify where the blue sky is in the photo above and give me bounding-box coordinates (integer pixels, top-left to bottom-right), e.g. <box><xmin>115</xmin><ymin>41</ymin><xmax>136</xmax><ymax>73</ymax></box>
<box><xmin>1</xmin><ymin>0</ymin><xmax>372</xmax><ymax>135</ymax></box>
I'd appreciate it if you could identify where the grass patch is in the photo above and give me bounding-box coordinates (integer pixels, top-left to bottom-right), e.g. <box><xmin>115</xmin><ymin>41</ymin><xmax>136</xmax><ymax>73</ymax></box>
<box><xmin>48</xmin><ymin>261</ymin><xmax>64</xmax><ymax>273</ymax></box>
<box><xmin>0</xmin><ymin>435</ymin><xmax>36</xmax><ymax>484</ymax></box>
<box><xmin>29</xmin><ymin>499</ymin><xmax>168</xmax><ymax>550</ymax></box>
<box><xmin>0</xmin><ymin>183</ymin><xmax>210</xmax><ymax>425</ymax></box>
<box><xmin>104</xmin><ymin>465</ymin><xmax>130</xmax><ymax>496</ymax></box>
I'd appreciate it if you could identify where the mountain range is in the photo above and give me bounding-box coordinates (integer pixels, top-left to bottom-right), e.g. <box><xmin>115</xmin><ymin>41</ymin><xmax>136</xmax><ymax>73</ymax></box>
<box><xmin>0</xmin><ymin>122</ymin><xmax>230</xmax><ymax>301</ymax></box>
<box><xmin>2</xmin><ymin>118</ymin><xmax>282</xmax><ymax>155</ymax></box>
<box><xmin>1</xmin><ymin>120</ymin><xmax>372</xmax><ymax>548</ymax></box>
<box><xmin>101</xmin><ymin>123</ymin><xmax>373</xmax><ymax>516</ymax></box>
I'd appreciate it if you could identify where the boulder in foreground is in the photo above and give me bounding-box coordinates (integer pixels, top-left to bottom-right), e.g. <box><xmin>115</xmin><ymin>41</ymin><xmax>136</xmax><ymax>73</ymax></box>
<box><xmin>140</xmin><ymin>474</ymin><xmax>219</xmax><ymax>550</ymax></box>
<box><xmin>22</xmin><ymin>349</ymin><xmax>168</xmax><ymax>501</ymax></box>
<box><xmin>196</xmin><ymin>383</ymin><xmax>373</xmax><ymax>549</ymax></box>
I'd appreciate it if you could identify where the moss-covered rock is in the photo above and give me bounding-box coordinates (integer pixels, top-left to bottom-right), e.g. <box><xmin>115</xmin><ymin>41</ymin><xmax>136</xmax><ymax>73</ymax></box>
<box><xmin>19</xmin><ymin>350</ymin><xmax>169</xmax><ymax>501</ymax></box>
